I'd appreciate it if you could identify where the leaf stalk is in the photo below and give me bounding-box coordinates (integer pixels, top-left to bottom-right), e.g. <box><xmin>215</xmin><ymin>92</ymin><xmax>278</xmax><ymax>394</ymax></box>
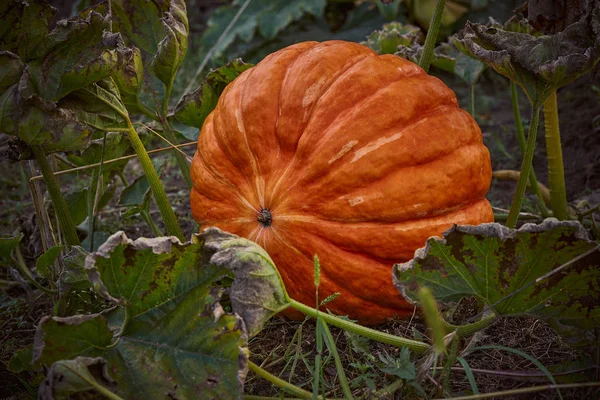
<box><xmin>510</xmin><ymin>82</ymin><xmax>549</xmax><ymax>216</ymax></box>
<box><xmin>440</xmin><ymin>313</ymin><xmax>497</xmax><ymax>337</ymax></box>
<box><xmin>248</xmin><ymin>361</ymin><xmax>317</xmax><ymax>399</ymax></box>
<box><xmin>418</xmin><ymin>0</ymin><xmax>446</xmax><ymax>72</ymax></box>
<box><xmin>124</xmin><ymin>119</ymin><xmax>185</xmax><ymax>241</ymax></box>
<box><xmin>31</xmin><ymin>146</ymin><xmax>80</xmax><ymax>246</ymax></box>
<box><xmin>506</xmin><ymin>105</ymin><xmax>542</xmax><ymax>228</ymax></box>
<box><xmin>543</xmin><ymin>90</ymin><xmax>568</xmax><ymax>220</ymax></box>
<box><xmin>289</xmin><ymin>299</ymin><xmax>430</xmax><ymax>354</ymax></box>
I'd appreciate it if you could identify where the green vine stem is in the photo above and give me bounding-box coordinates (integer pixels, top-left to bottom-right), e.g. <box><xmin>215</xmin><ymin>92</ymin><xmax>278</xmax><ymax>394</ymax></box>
<box><xmin>248</xmin><ymin>361</ymin><xmax>317</xmax><ymax>399</ymax></box>
<box><xmin>319</xmin><ymin>319</ymin><xmax>354</xmax><ymax>399</ymax></box>
<box><xmin>31</xmin><ymin>146</ymin><xmax>81</xmax><ymax>247</ymax></box>
<box><xmin>506</xmin><ymin>105</ymin><xmax>542</xmax><ymax>228</ymax></box>
<box><xmin>372</xmin><ymin>379</ymin><xmax>404</xmax><ymax>398</ymax></box>
<box><xmin>543</xmin><ymin>90</ymin><xmax>568</xmax><ymax>220</ymax></box>
<box><xmin>440</xmin><ymin>313</ymin><xmax>497</xmax><ymax>337</ymax></box>
<box><xmin>141</xmin><ymin>209</ymin><xmax>164</xmax><ymax>237</ymax></box>
<box><xmin>418</xmin><ymin>0</ymin><xmax>446</xmax><ymax>72</ymax></box>
<box><xmin>510</xmin><ymin>82</ymin><xmax>549</xmax><ymax>217</ymax></box>
<box><xmin>419</xmin><ymin>287</ymin><xmax>446</xmax><ymax>354</ymax></box>
<box><xmin>125</xmin><ymin>119</ymin><xmax>185</xmax><ymax>241</ymax></box>
<box><xmin>88</xmin><ymin>132</ymin><xmax>107</xmax><ymax>252</ymax></box>
<box><xmin>87</xmin><ymin>168</ymin><xmax>100</xmax><ymax>251</ymax></box>
<box><xmin>13</xmin><ymin>246</ymin><xmax>56</xmax><ymax>294</ymax></box>
<box><xmin>493</xmin><ymin>212</ymin><xmax>541</xmax><ymax>222</ymax></box>
<box><xmin>137</xmin><ymin>99</ymin><xmax>158</xmax><ymax>121</ymax></box>
<box><xmin>289</xmin><ymin>299</ymin><xmax>430</xmax><ymax>354</ymax></box>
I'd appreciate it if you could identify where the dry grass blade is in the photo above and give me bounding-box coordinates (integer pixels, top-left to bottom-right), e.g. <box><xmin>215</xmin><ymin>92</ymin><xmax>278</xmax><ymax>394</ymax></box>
<box><xmin>25</xmin><ymin>161</ymin><xmax>57</xmax><ymax>251</ymax></box>
<box><xmin>29</xmin><ymin>142</ymin><xmax>198</xmax><ymax>181</ymax></box>
<box><xmin>432</xmin><ymin>381</ymin><xmax>600</xmax><ymax>400</ymax></box>
<box><xmin>444</xmin><ymin>365</ymin><xmax>598</xmax><ymax>380</ymax></box>
<box><xmin>493</xmin><ymin>170</ymin><xmax>552</xmax><ymax>205</ymax></box>
<box><xmin>137</xmin><ymin>123</ymin><xmax>194</xmax><ymax>163</ymax></box>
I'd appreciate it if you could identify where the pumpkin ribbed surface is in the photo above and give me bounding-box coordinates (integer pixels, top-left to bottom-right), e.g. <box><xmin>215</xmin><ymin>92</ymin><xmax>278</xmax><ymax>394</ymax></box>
<box><xmin>190</xmin><ymin>40</ymin><xmax>493</xmax><ymax>325</ymax></box>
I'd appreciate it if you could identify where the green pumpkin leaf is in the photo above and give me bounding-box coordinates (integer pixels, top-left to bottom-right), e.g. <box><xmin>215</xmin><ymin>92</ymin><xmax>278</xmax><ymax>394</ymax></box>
<box><xmin>81</xmin><ymin>231</ymin><xmax>111</xmax><ymax>253</ymax></box>
<box><xmin>452</xmin><ymin>50</ymin><xmax>487</xmax><ymax>85</ymax></box>
<box><xmin>7</xmin><ymin>344</ymin><xmax>34</xmax><ymax>373</ymax></box>
<box><xmin>110</xmin><ymin>0</ymin><xmax>170</xmax><ymax>56</ymax></box>
<box><xmin>151</xmin><ymin>0</ymin><xmax>188</xmax><ymax>89</ymax></box>
<box><xmin>455</xmin><ymin>6</ymin><xmax>600</xmax><ymax>107</ymax></box>
<box><xmin>35</xmin><ymin>245</ymin><xmax>63</xmax><ymax>279</ymax></box>
<box><xmin>431</xmin><ymin>39</ymin><xmax>487</xmax><ymax>85</ymax></box>
<box><xmin>33</xmin><ymin>314</ymin><xmax>114</xmax><ymax>368</ymax></box>
<box><xmin>39</xmin><ymin>357</ymin><xmax>118</xmax><ymax>400</ymax></box>
<box><xmin>393</xmin><ymin>219</ymin><xmax>600</xmax><ymax>347</ymax></box>
<box><xmin>119</xmin><ymin>159</ymin><xmax>166</xmax><ymax>207</ymax></box>
<box><xmin>1</xmin><ymin>0</ymin><xmax>124</xmax><ymax>101</ymax></box>
<box><xmin>375</xmin><ymin>0</ymin><xmax>402</xmax><ymax>21</ymax></box>
<box><xmin>203</xmin><ymin>228</ymin><xmax>291</xmax><ymax>337</ymax></box>
<box><xmin>0</xmin><ymin>51</ymin><xmax>24</xmax><ymax>94</ymax></box>
<box><xmin>110</xmin><ymin>0</ymin><xmax>188</xmax><ymax>115</ymax></box>
<box><xmin>0</xmin><ymin>2</ymin><xmax>135</xmax><ymax>156</ymax></box>
<box><xmin>0</xmin><ymin>233</ymin><xmax>23</xmax><ymax>259</ymax></box>
<box><xmin>111</xmin><ymin>46</ymin><xmax>144</xmax><ymax>115</ymax></box>
<box><xmin>16</xmin><ymin>95</ymin><xmax>94</xmax><ymax>154</ymax></box>
<box><xmin>34</xmin><ymin>229</ymin><xmax>291</xmax><ymax>397</ymax></box>
<box><xmin>171</xmin><ymin>59</ymin><xmax>253</xmax><ymax>134</ymax></box>
<box><xmin>61</xmin><ymin>246</ymin><xmax>92</xmax><ymax>293</ymax></box>
<box><xmin>205</xmin><ymin>2</ymin><xmax>386</xmax><ymax>65</ymax></box>
<box><xmin>69</xmin><ymin>131</ymin><xmax>132</xmax><ymax>177</ymax></box>
<box><xmin>0</xmin><ymin>65</ymin><xmax>38</xmax><ymax>137</ymax></box>
<box><xmin>0</xmin><ymin>84</ymin><xmax>18</xmax><ymax>135</ymax></box>
<box><xmin>394</xmin><ymin>42</ymin><xmax>420</xmax><ymax>64</ymax></box>
<box><xmin>39</xmin><ymin>232</ymin><xmax>249</xmax><ymax>398</ymax></box>
<box><xmin>59</xmin><ymin>246</ymin><xmax>104</xmax><ymax>316</ymax></box>
<box><xmin>57</xmin><ymin>80</ymin><xmax>128</xmax><ymax>133</ymax></box>
<box><xmin>378</xmin><ymin>347</ymin><xmax>415</xmax><ymax>380</ymax></box>
<box><xmin>395</xmin><ymin>37</ymin><xmax>486</xmax><ymax>85</ymax></box>
<box><xmin>200</xmin><ymin>0</ymin><xmax>326</xmax><ymax>60</ymax></box>
<box><xmin>28</xmin><ymin>12</ymin><xmax>126</xmax><ymax>102</ymax></box>
<box><xmin>0</xmin><ymin>0</ymin><xmax>56</xmax><ymax>61</ymax></box>
<box><xmin>362</xmin><ymin>22</ymin><xmax>423</xmax><ymax>55</ymax></box>
<box><xmin>502</xmin><ymin>16</ymin><xmax>537</xmax><ymax>35</ymax></box>
<box><xmin>64</xmin><ymin>188</ymin><xmax>89</xmax><ymax>227</ymax></box>
<box><xmin>76</xmin><ymin>1</ymin><xmax>109</xmax><ymax>19</ymax></box>
<box><xmin>256</xmin><ymin>0</ymin><xmax>327</xmax><ymax>39</ymax></box>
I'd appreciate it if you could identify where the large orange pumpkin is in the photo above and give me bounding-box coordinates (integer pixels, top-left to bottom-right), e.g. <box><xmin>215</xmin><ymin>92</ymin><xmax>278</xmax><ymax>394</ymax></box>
<box><xmin>190</xmin><ymin>40</ymin><xmax>493</xmax><ymax>325</ymax></box>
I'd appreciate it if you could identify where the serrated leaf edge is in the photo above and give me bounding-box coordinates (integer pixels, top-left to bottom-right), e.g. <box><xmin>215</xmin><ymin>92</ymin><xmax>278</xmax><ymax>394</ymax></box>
<box><xmin>393</xmin><ymin>218</ymin><xmax>592</xmax><ymax>305</ymax></box>
<box><xmin>85</xmin><ymin>231</ymin><xmax>184</xmax><ymax>305</ymax></box>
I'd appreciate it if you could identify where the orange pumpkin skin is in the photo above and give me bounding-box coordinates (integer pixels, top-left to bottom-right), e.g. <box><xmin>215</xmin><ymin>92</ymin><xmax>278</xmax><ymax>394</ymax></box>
<box><xmin>190</xmin><ymin>40</ymin><xmax>493</xmax><ymax>325</ymax></box>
